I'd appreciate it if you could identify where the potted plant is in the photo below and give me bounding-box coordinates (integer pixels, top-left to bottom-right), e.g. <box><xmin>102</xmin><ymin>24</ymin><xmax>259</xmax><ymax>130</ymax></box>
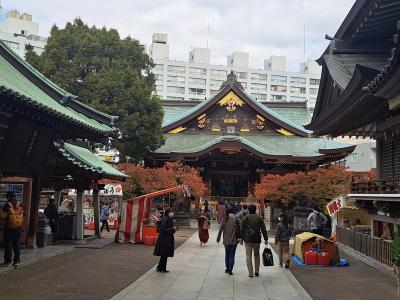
<box><xmin>394</xmin><ymin>229</ymin><xmax>400</xmax><ymax>296</ymax></box>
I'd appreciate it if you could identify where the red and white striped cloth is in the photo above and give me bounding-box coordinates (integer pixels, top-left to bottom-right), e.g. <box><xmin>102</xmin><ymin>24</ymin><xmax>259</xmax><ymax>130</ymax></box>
<box><xmin>117</xmin><ymin>197</ymin><xmax>152</xmax><ymax>243</ymax></box>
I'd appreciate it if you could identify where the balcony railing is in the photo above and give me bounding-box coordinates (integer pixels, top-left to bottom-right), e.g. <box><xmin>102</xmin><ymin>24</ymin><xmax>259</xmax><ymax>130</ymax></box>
<box><xmin>336</xmin><ymin>226</ymin><xmax>393</xmax><ymax>267</ymax></box>
<box><xmin>350</xmin><ymin>180</ymin><xmax>400</xmax><ymax>194</ymax></box>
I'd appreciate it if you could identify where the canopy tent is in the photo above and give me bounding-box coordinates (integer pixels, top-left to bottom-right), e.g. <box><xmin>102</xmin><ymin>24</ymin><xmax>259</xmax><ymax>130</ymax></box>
<box><xmin>292</xmin><ymin>232</ymin><xmax>335</xmax><ymax>262</ymax></box>
<box><xmin>116</xmin><ymin>185</ymin><xmax>189</xmax><ymax>243</ymax></box>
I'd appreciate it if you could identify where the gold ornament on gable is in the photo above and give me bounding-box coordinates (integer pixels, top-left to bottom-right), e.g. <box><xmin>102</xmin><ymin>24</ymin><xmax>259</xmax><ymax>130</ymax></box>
<box><xmin>197</xmin><ymin>114</ymin><xmax>207</xmax><ymax>129</ymax></box>
<box><xmin>256</xmin><ymin>115</ymin><xmax>265</xmax><ymax>130</ymax></box>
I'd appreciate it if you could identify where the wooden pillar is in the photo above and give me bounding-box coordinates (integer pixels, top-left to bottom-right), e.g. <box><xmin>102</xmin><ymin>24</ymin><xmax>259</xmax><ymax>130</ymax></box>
<box><xmin>76</xmin><ymin>189</ymin><xmax>84</xmax><ymax>240</ymax></box>
<box><xmin>93</xmin><ymin>188</ymin><xmax>101</xmax><ymax>237</ymax></box>
<box><xmin>376</xmin><ymin>138</ymin><xmax>382</xmax><ymax>181</ymax></box>
<box><xmin>53</xmin><ymin>189</ymin><xmax>61</xmax><ymax>207</ymax></box>
<box><xmin>260</xmin><ymin>198</ymin><xmax>265</xmax><ymax>219</ymax></box>
<box><xmin>27</xmin><ymin>175</ymin><xmax>41</xmax><ymax>248</ymax></box>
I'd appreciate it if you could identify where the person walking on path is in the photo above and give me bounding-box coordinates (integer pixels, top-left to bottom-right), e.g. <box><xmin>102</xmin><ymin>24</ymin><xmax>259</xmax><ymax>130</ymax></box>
<box><xmin>241</xmin><ymin>204</ymin><xmax>268</xmax><ymax>277</ymax></box>
<box><xmin>275</xmin><ymin>214</ymin><xmax>291</xmax><ymax>268</ymax></box>
<box><xmin>44</xmin><ymin>198</ymin><xmax>59</xmax><ymax>242</ymax></box>
<box><xmin>216</xmin><ymin>200</ymin><xmax>226</xmax><ymax>224</ymax></box>
<box><xmin>197</xmin><ymin>209</ymin><xmax>210</xmax><ymax>246</ymax></box>
<box><xmin>100</xmin><ymin>203</ymin><xmax>110</xmax><ymax>233</ymax></box>
<box><xmin>234</xmin><ymin>200</ymin><xmax>242</xmax><ymax>214</ymax></box>
<box><xmin>237</xmin><ymin>204</ymin><xmax>249</xmax><ymax>224</ymax></box>
<box><xmin>216</xmin><ymin>207</ymin><xmax>240</xmax><ymax>275</ymax></box>
<box><xmin>307</xmin><ymin>205</ymin><xmax>327</xmax><ymax>235</ymax></box>
<box><xmin>1</xmin><ymin>191</ymin><xmax>24</xmax><ymax>267</ymax></box>
<box><xmin>154</xmin><ymin>207</ymin><xmax>177</xmax><ymax>273</ymax></box>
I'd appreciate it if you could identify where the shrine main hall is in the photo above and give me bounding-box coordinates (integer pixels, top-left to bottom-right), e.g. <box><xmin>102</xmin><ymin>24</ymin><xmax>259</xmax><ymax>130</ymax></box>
<box><xmin>145</xmin><ymin>74</ymin><xmax>354</xmax><ymax>198</ymax></box>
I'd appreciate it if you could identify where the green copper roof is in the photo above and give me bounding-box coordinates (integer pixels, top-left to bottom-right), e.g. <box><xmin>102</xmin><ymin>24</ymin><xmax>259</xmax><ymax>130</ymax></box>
<box><xmin>163</xmin><ymin>104</ymin><xmax>312</xmax><ymax>127</ymax></box>
<box><xmin>55</xmin><ymin>141</ymin><xmax>128</xmax><ymax>180</ymax></box>
<box><xmin>155</xmin><ymin>133</ymin><xmax>353</xmax><ymax>159</ymax></box>
<box><xmin>161</xmin><ymin>86</ymin><xmax>311</xmax><ymax>135</ymax></box>
<box><xmin>0</xmin><ymin>41</ymin><xmax>117</xmax><ymax>135</ymax></box>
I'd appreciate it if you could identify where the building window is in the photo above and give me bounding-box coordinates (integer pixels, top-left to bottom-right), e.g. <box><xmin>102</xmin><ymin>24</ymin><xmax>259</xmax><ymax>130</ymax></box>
<box><xmin>290</xmin><ymin>96</ymin><xmax>306</xmax><ymax>102</ymax></box>
<box><xmin>189</xmin><ymin>88</ymin><xmax>206</xmax><ymax>95</ymax></box>
<box><xmin>210</xmin><ymin>69</ymin><xmax>227</xmax><ymax>79</ymax></box>
<box><xmin>167</xmin><ymin>76</ymin><xmax>185</xmax><ymax>84</ymax></box>
<box><xmin>290</xmin><ymin>77</ymin><xmax>306</xmax><ymax>85</ymax></box>
<box><xmin>347</xmin><ymin>153</ymin><xmax>359</xmax><ymax>163</ymax></box>
<box><xmin>251</xmin><ymin>73</ymin><xmax>267</xmax><ymax>81</ymax></box>
<box><xmin>189</xmin><ymin>67</ymin><xmax>207</xmax><ymax>76</ymax></box>
<box><xmin>168</xmin><ymin>65</ymin><xmax>185</xmax><ymax>74</ymax></box>
<box><xmin>251</xmin><ymin>93</ymin><xmax>268</xmax><ymax>100</ymax></box>
<box><xmin>155</xmin><ymin>85</ymin><xmax>163</xmax><ymax>93</ymax></box>
<box><xmin>167</xmin><ymin>86</ymin><xmax>185</xmax><ymax>94</ymax></box>
<box><xmin>251</xmin><ymin>83</ymin><xmax>267</xmax><ymax>92</ymax></box>
<box><xmin>234</xmin><ymin>71</ymin><xmax>247</xmax><ymax>79</ymax></box>
<box><xmin>309</xmin><ymin>97</ymin><xmax>317</xmax><ymax>106</ymax></box>
<box><xmin>168</xmin><ymin>96</ymin><xmax>184</xmax><ymax>100</ymax></box>
<box><xmin>309</xmin><ymin>88</ymin><xmax>318</xmax><ymax>95</ymax></box>
<box><xmin>271</xmin><ymin>94</ymin><xmax>287</xmax><ymax>101</ymax></box>
<box><xmin>210</xmin><ymin>80</ymin><xmax>223</xmax><ymax>89</ymax></box>
<box><xmin>310</xmin><ymin>78</ymin><xmax>320</xmax><ymax>85</ymax></box>
<box><xmin>210</xmin><ymin>90</ymin><xmax>219</xmax><ymax>96</ymax></box>
<box><xmin>271</xmin><ymin>85</ymin><xmax>287</xmax><ymax>92</ymax></box>
<box><xmin>154</xmin><ymin>64</ymin><xmax>164</xmax><ymax>72</ymax></box>
<box><xmin>189</xmin><ymin>77</ymin><xmax>206</xmax><ymax>85</ymax></box>
<box><xmin>290</xmin><ymin>86</ymin><xmax>306</xmax><ymax>94</ymax></box>
<box><xmin>271</xmin><ymin>75</ymin><xmax>287</xmax><ymax>84</ymax></box>
<box><xmin>154</xmin><ymin>74</ymin><xmax>163</xmax><ymax>81</ymax></box>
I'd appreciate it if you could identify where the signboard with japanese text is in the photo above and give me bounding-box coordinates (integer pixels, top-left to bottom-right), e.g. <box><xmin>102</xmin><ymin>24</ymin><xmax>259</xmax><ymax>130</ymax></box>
<box><xmin>68</xmin><ymin>184</ymin><xmax>123</xmax><ymax>196</ymax></box>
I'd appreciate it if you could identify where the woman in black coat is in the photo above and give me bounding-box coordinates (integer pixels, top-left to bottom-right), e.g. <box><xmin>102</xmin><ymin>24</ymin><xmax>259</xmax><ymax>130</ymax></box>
<box><xmin>154</xmin><ymin>207</ymin><xmax>177</xmax><ymax>273</ymax></box>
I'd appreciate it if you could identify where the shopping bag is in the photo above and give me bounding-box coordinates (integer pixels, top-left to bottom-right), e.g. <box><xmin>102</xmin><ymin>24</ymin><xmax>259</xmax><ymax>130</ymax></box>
<box><xmin>262</xmin><ymin>247</ymin><xmax>274</xmax><ymax>267</ymax></box>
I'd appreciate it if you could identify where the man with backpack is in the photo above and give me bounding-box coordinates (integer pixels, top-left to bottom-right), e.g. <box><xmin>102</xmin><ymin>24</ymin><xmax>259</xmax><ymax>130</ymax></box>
<box><xmin>240</xmin><ymin>204</ymin><xmax>268</xmax><ymax>277</ymax></box>
<box><xmin>1</xmin><ymin>191</ymin><xmax>24</xmax><ymax>267</ymax></box>
<box><xmin>307</xmin><ymin>205</ymin><xmax>327</xmax><ymax>235</ymax></box>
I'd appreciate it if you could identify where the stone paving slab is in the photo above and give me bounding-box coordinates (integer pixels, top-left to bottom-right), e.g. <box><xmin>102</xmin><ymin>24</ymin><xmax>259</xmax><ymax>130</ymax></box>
<box><xmin>113</xmin><ymin>226</ymin><xmax>312</xmax><ymax>300</ymax></box>
<box><xmin>0</xmin><ymin>245</ymin><xmax>73</xmax><ymax>274</ymax></box>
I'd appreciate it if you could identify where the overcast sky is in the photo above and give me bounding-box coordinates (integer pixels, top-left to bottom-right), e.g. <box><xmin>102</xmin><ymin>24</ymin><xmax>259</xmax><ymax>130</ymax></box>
<box><xmin>2</xmin><ymin>0</ymin><xmax>355</xmax><ymax>71</ymax></box>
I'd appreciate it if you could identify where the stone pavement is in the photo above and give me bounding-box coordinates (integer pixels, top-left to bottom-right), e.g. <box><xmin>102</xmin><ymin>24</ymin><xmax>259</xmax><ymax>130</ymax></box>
<box><xmin>113</xmin><ymin>226</ymin><xmax>312</xmax><ymax>300</ymax></box>
<box><xmin>0</xmin><ymin>244</ymin><xmax>73</xmax><ymax>274</ymax></box>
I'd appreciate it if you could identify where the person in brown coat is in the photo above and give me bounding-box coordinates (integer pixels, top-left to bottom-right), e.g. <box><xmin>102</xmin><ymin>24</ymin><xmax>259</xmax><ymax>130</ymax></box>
<box><xmin>216</xmin><ymin>207</ymin><xmax>240</xmax><ymax>275</ymax></box>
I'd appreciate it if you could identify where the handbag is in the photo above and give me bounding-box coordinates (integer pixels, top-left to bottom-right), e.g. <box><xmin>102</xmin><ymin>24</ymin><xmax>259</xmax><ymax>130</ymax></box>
<box><xmin>262</xmin><ymin>247</ymin><xmax>274</xmax><ymax>267</ymax></box>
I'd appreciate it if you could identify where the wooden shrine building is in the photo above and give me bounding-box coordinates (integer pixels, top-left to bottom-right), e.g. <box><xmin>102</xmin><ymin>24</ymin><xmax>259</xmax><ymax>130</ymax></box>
<box><xmin>0</xmin><ymin>41</ymin><xmax>127</xmax><ymax>246</ymax></box>
<box><xmin>305</xmin><ymin>0</ymin><xmax>400</xmax><ymax>268</ymax></box>
<box><xmin>146</xmin><ymin>73</ymin><xmax>354</xmax><ymax>200</ymax></box>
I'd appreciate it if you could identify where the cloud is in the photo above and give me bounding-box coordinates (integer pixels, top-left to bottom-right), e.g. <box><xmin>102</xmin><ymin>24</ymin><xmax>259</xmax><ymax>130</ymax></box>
<box><xmin>2</xmin><ymin>0</ymin><xmax>355</xmax><ymax>71</ymax></box>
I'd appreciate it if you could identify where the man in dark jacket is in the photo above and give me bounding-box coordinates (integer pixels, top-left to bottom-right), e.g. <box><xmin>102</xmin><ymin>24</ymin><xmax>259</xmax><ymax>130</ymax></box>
<box><xmin>44</xmin><ymin>198</ymin><xmax>59</xmax><ymax>242</ymax></box>
<box><xmin>154</xmin><ymin>207</ymin><xmax>177</xmax><ymax>273</ymax></box>
<box><xmin>240</xmin><ymin>204</ymin><xmax>268</xmax><ymax>277</ymax></box>
<box><xmin>275</xmin><ymin>214</ymin><xmax>291</xmax><ymax>268</ymax></box>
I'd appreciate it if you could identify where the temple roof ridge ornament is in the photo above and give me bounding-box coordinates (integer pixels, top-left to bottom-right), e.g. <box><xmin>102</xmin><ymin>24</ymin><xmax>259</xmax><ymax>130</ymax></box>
<box><xmin>220</xmin><ymin>71</ymin><xmax>245</xmax><ymax>91</ymax></box>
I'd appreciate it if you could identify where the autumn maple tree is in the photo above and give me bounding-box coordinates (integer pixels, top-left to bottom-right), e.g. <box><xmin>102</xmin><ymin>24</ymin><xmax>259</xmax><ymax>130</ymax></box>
<box><xmin>254</xmin><ymin>165</ymin><xmax>353</xmax><ymax>208</ymax></box>
<box><xmin>117</xmin><ymin>161</ymin><xmax>207</xmax><ymax>199</ymax></box>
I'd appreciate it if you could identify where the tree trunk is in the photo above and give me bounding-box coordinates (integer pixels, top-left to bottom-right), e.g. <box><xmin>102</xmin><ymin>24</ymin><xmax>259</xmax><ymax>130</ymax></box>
<box><xmin>396</xmin><ymin>265</ymin><xmax>400</xmax><ymax>297</ymax></box>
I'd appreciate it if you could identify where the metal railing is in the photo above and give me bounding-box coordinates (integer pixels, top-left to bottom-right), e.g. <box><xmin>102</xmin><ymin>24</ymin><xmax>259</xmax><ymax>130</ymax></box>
<box><xmin>351</xmin><ymin>180</ymin><xmax>400</xmax><ymax>194</ymax></box>
<box><xmin>336</xmin><ymin>226</ymin><xmax>394</xmax><ymax>267</ymax></box>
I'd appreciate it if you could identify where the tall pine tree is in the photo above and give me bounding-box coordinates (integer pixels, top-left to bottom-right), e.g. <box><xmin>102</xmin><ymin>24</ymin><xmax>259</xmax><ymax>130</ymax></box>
<box><xmin>26</xmin><ymin>19</ymin><xmax>164</xmax><ymax>161</ymax></box>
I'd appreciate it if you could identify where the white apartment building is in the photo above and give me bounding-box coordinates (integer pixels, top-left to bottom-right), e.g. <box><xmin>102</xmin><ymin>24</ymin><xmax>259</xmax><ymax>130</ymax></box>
<box><xmin>149</xmin><ymin>33</ymin><xmax>321</xmax><ymax>109</ymax></box>
<box><xmin>0</xmin><ymin>8</ymin><xmax>47</xmax><ymax>58</ymax></box>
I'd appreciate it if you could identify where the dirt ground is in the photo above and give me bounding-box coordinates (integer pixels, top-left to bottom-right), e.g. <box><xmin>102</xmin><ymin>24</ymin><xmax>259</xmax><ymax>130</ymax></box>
<box><xmin>0</xmin><ymin>227</ymin><xmax>196</xmax><ymax>300</ymax></box>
